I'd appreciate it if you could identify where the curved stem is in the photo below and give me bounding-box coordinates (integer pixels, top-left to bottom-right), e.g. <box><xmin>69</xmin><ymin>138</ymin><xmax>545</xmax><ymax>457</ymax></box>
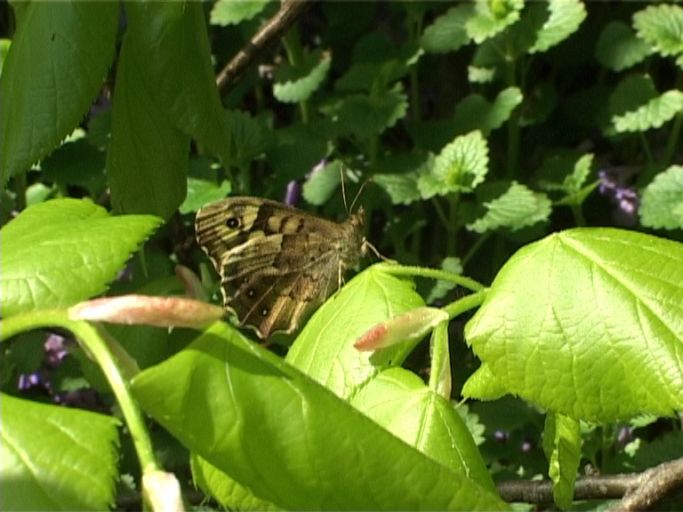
<box><xmin>374</xmin><ymin>262</ymin><xmax>486</xmax><ymax>292</ymax></box>
<box><xmin>1</xmin><ymin>311</ymin><xmax>159</xmax><ymax>474</ymax></box>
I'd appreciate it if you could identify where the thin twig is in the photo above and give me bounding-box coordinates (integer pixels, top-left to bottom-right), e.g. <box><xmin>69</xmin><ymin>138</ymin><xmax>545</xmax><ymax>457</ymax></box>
<box><xmin>215</xmin><ymin>0</ymin><xmax>313</xmax><ymax>93</ymax></box>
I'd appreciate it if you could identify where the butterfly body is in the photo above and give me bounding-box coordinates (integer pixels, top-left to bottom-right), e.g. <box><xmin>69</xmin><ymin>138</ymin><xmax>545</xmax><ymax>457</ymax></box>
<box><xmin>195</xmin><ymin>197</ymin><xmax>365</xmax><ymax>338</ymax></box>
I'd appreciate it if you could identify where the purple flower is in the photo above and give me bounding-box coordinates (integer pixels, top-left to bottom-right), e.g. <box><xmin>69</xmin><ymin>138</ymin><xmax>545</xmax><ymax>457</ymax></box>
<box><xmin>284</xmin><ymin>180</ymin><xmax>301</xmax><ymax>206</ymax></box>
<box><xmin>598</xmin><ymin>168</ymin><xmax>640</xmax><ymax>225</ymax></box>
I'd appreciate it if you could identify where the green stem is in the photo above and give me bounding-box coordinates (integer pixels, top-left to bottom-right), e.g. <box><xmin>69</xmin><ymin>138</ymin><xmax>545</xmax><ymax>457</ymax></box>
<box><xmin>428</xmin><ymin>322</ymin><xmax>451</xmax><ymax>398</ymax></box>
<box><xmin>407</xmin><ymin>10</ymin><xmax>423</xmax><ymax>122</ymax></box>
<box><xmin>282</xmin><ymin>28</ymin><xmax>310</xmax><ymax>124</ymax></box>
<box><xmin>443</xmin><ymin>289</ymin><xmax>487</xmax><ymax>319</ymax></box>
<box><xmin>432</xmin><ymin>198</ymin><xmax>451</xmax><ymax>230</ymax></box>
<box><xmin>447</xmin><ymin>193</ymin><xmax>460</xmax><ymax>255</ymax></box>
<box><xmin>1</xmin><ymin>311</ymin><xmax>159</xmax><ymax>475</ymax></box>
<box><xmin>506</xmin><ymin>61</ymin><xmax>520</xmax><ymax>179</ymax></box>
<box><xmin>639</xmin><ymin>132</ymin><xmax>655</xmax><ymax>168</ymax></box>
<box><xmin>570</xmin><ymin>204</ymin><xmax>586</xmax><ymax>226</ymax></box>
<box><xmin>462</xmin><ymin>232</ymin><xmax>491</xmax><ymax>268</ymax></box>
<box><xmin>663</xmin><ymin>112</ymin><xmax>683</xmax><ymax>167</ymax></box>
<box><xmin>374</xmin><ymin>262</ymin><xmax>486</xmax><ymax>292</ymax></box>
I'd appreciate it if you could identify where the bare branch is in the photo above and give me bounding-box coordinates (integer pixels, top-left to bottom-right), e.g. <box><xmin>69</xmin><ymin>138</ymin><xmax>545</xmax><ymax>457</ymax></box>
<box><xmin>497</xmin><ymin>457</ymin><xmax>683</xmax><ymax>510</ymax></box>
<box><xmin>614</xmin><ymin>457</ymin><xmax>683</xmax><ymax>511</ymax></box>
<box><xmin>215</xmin><ymin>0</ymin><xmax>313</xmax><ymax>93</ymax></box>
<box><xmin>498</xmin><ymin>474</ymin><xmax>638</xmax><ymax>504</ymax></box>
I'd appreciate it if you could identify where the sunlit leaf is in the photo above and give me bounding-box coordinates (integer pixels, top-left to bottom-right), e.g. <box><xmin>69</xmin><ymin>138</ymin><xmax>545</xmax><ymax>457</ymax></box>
<box><xmin>640</xmin><ymin>165</ymin><xmax>683</xmax><ymax>230</ymax></box>
<box><xmin>633</xmin><ymin>4</ymin><xmax>683</xmax><ymax>57</ymax></box>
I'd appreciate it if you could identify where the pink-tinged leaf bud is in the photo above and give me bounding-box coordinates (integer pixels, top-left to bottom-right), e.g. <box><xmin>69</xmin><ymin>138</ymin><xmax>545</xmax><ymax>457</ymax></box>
<box><xmin>354</xmin><ymin>307</ymin><xmax>449</xmax><ymax>351</ymax></box>
<box><xmin>69</xmin><ymin>295</ymin><xmax>223</xmax><ymax>329</ymax></box>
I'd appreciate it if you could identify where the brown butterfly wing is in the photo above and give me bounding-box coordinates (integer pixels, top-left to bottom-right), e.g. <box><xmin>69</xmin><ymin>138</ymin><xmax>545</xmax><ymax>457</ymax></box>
<box><xmin>195</xmin><ymin>197</ymin><xmax>364</xmax><ymax>338</ymax></box>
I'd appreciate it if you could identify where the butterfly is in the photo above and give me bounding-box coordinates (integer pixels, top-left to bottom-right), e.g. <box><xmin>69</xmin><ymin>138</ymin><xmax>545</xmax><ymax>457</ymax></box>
<box><xmin>195</xmin><ymin>197</ymin><xmax>366</xmax><ymax>339</ymax></box>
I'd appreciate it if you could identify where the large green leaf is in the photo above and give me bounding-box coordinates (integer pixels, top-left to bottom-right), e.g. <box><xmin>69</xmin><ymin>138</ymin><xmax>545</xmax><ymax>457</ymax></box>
<box><xmin>0</xmin><ymin>198</ymin><xmax>162</xmax><ymax>317</ymax></box>
<box><xmin>464</xmin><ymin>228</ymin><xmax>683</xmax><ymax>422</ymax></box>
<box><xmin>0</xmin><ymin>2</ymin><xmax>118</xmax><ymax>184</ymax></box>
<box><xmin>0</xmin><ymin>393</ymin><xmax>119</xmax><ymax>511</ymax></box>
<box><xmin>286</xmin><ymin>264</ymin><xmax>425</xmax><ymax>399</ymax></box>
<box><xmin>131</xmin><ymin>323</ymin><xmax>507</xmax><ymax>510</ymax></box>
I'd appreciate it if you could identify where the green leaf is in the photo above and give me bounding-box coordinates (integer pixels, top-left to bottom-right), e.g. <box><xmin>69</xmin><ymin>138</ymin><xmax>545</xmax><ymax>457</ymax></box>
<box><xmin>454</xmin><ymin>87</ymin><xmax>523</xmax><ymax>135</ymax></box>
<box><xmin>266</xmin><ymin>123</ymin><xmax>329</xmax><ymax>183</ymax></box>
<box><xmin>0</xmin><ymin>39</ymin><xmax>11</xmax><ymax>76</ymax></box>
<box><xmin>350</xmin><ymin>367</ymin><xmax>496</xmax><ymax>492</ymax></box>
<box><xmin>464</xmin><ymin>228</ymin><xmax>683</xmax><ymax>421</ymax></box>
<box><xmin>0</xmin><ymin>2</ymin><xmax>118</xmax><ymax>185</ymax></box>
<box><xmin>542</xmin><ymin>413</ymin><xmax>581</xmax><ymax>510</ymax></box>
<box><xmin>467</xmin><ymin>182</ymin><xmax>550</xmax><ymax>233</ymax></box>
<box><xmin>224</xmin><ymin>109</ymin><xmax>273</xmax><ymax>168</ymax></box>
<box><xmin>612</xmin><ymin>89</ymin><xmax>683</xmax><ymax>133</ymax></box>
<box><xmin>302</xmin><ymin>160</ymin><xmax>342</xmax><ymax>206</ymax></box>
<box><xmin>108</xmin><ymin>1</ymin><xmax>231</xmax><ymax>216</ymax></box>
<box><xmin>191</xmin><ymin>454</ymin><xmax>277</xmax><ymax>510</ymax></box>
<box><xmin>608</xmin><ymin>74</ymin><xmax>658</xmax><ymax>118</ymax></box>
<box><xmin>131</xmin><ymin>323</ymin><xmax>508</xmax><ymax>510</ymax></box>
<box><xmin>374</xmin><ymin>170</ymin><xmax>422</xmax><ymax>205</ymax></box>
<box><xmin>40</xmin><ymin>139</ymin><xmax>106</xmax><ymax>197</ymax></box>
<box><xmin>0</xmin><ymin>392</ymin><xmax>119</xmax><ymax>511</ymax></box>
<box><xmin>563</xmin><ymin>153</ymin><xmax>594</xmax><ymax>196</ymax></box>
<box><xmin>466</xmin><ymin>0</ymin><xmax>524</xmax><ymax>44</ymax></box>
<box><xmin>180</xmin><ymin>178</ymin><xmax>231</xmax><ymax>215</ymax></box>
<box><xmin>421</xmin><ymin>130</ymin><xmax>489</xmax><ymax>199</ymax></box>
<box><xmin>210</xmin><ymin>0</ymin><xmax>271</xmax><ymax>26</ymax></box>
<box><xmin>107</xmin><ymin>17</ymin><xmax>189</xmax><ymax>219</ymax></box>
<box><xmin>529</xmin><ymin>0</ymin><xmax>586</xmax><ymax>54</ymax></box>
<box><xmin>126</xmin><ymin>3</ymin><xmax>230</xmax><ymax>164</ymax></box>
<box><xmin>633</xmin><ymin>4</ymin><xmax>683</xmax><ymax>57</ymax></box>
<box><xmin>0</xmin><ymin>198</ymin><xmax>162</xmax><ymax>317</ymax></box>
<box><xmin>287</xmin><ymin>264</ymin><xmax>425</xmax><ymax>399</ymax></box>
<box><xmin>329</xmin><ymin>86</ymin><xmax>408</xmax><ymax>140</ymax></box>
<box><xmin>468</xmin><ymin>65</ymin><xmax>496</xmax><ymax>83</ymax></box>
<box><xmin>274</xmin><ymin>50</ymin><xmax>331</xmax><ymax>104</ymax></box>
<box><xmin>426</xmin><ymin>256</ymin><xmax>464</xmax><ymax>304</ymax></box>
<box><xmin>640</xmin><ymin>165</ymin><xmax>683</xmax><ymax>230</ymax></box>
<box><xmin>420</xmin><ymin>5</ymin><xmax>473</xmax><ymax>54</ymax></box>
<box><xmin>595</xmin><ymin>21</ymin><xmax>652</xmax><ymax>71</ymax></box>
